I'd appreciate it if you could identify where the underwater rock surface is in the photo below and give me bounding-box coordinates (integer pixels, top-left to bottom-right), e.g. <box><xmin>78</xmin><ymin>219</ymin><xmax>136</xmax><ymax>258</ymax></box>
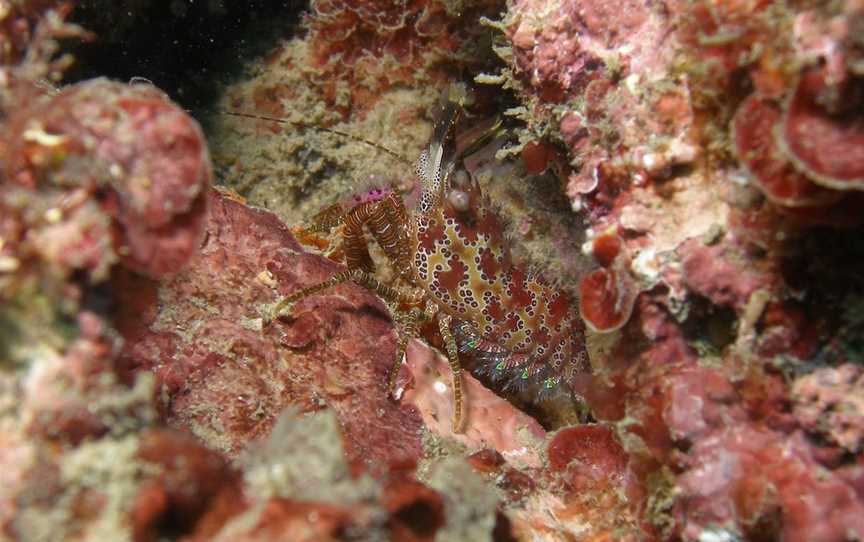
<box><xmin>1</xmin><ymin>0</ymin><xmax>864</xmax><ymax>541</ymax></box>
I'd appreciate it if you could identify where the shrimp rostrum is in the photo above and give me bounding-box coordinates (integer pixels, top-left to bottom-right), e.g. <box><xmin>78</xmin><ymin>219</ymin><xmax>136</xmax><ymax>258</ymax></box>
<box><xmin>267</xmin><ymin>91</ymin><xmax>590</xmax><ymax>432</ymax></box>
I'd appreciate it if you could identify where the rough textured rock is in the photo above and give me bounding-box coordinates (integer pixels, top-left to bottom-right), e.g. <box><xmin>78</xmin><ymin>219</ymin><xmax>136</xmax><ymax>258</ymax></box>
<box><xmin>116</xmin><ymin>192</ymin><xmax>427</xmax><ymax>471</ymax></box>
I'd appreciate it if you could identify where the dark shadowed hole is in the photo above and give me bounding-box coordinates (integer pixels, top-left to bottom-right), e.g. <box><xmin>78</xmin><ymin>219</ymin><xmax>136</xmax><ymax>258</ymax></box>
<box><xmin>742</xmin><ymin>504</ymin><xmax>782</xmax><ymax>542</ymax></box>
<box><xmin>492</xmin><ymin>510</ymin><xmax>518</xmax><ymax>542</ymax></box>
<box><xmin>152</xmin><ymin>512</ymin><xmax>193</xmax><ymax>540</ymax></box>
<box><xmin>681</xmin><ymin>294</ymin><xmax>737</xmax><ymax>354</ymax></box>
<box><xmin>66</xmin><ymin>0</ymin><xmax>307</xmax><ymax>110</ymax></box>
<box><xmin>393</xmin><ymin>498</ymin><xmax>445</xmax><ymax>538</ymax></box>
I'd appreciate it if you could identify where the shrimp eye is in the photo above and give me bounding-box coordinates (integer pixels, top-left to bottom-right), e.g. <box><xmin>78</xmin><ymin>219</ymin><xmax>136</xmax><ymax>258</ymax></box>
<box><xmin>447</xmin><ymin>189</ymin><xmax>471</xmax><ymax>212</ymax></box>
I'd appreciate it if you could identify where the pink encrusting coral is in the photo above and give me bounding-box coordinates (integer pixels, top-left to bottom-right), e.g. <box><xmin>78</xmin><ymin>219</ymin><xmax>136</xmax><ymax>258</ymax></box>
<box><xmin>3</xmin><ymin>78</ymin><xmax>211</xmax><ymax>278</ymax></box>
<box><xmin>492</xmin><ymin>0</ymin><xmax>864</xmax><ymax>538</ymax></box>
<box><xmin>505</xmin><ymin>0</ymin><xmax>694</xmax><ymax>212</ymax></box>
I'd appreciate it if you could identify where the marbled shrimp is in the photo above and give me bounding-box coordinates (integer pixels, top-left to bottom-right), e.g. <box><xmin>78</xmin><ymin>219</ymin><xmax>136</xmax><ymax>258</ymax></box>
<box><xmin>241</xmin><ymin>91</ymin><xmax>589</xmax><ymax>432</ymax></box>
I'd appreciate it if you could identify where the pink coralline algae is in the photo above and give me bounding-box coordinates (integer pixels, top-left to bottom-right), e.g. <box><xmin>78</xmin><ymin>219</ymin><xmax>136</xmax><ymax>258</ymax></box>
<box><xmin>115</xmin><ymin>192</ymin><xmax>426</xmax><ymax>469</ymax></box>
<box><xmin>679</xmin><ymin>238</ymin><xmax>773</xmax><ymax>312</ymax></box>
<box><xmin>793</xmin><ymin>364</ymin><xmax>864</xmax><ymax>454</ymax></box>
<box><xmin>487</xmin><ymin>0</ymin><xmax>864</xmax><ymax>536</ymax></box>
<box><xmin>505</xmin><ymin>0</ymin><xmax>693</xmax><ymax>209</ymax></box>
<box><xmin>508</xmin><ymin>0</ymin><xmax>652</xmax><ymax>102</ymax></box>
<box><xmin>3</xmin><ymin>78</ymin><xmax>211</xmax><ymax>278</ymax></box>
<box><xmin>675</xmin><ymin>0</ymin><xmax>790</xmax><ymax>97</ymax></box>
<box><xmin>675</xmin><ymin>425</ymin><xmax>864</xmax><ymax>542</ymax></box>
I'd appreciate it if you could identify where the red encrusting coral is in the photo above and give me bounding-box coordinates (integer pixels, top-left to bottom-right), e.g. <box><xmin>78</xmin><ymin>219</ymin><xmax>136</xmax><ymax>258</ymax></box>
<box><xmin>730</xmin><ymin>63</ymin><xmax>864</xmax><ymax>227</ymax></box>
<box><xmin>732</xmin><ymin>93</ymin><xmax>841</xmax><ymax>208</ymax></box>
<box><xmin>547</xmin><ymin>425</ymin><xmax>629</xmax><ymax>493</ymax></box>
<box><xmin>520</xmin><ymin>140</ymin><xmax>555</xmax><ymax>175</ymax></box>
<box><xmin>578</xmin><ymin>229</ymin><xmax>638</xmax><ymax>333</ymax></box>
<box><xmin>780</xmin><ymin>68</ymin><xmax>864</xmax><ymax>190</ymax></box>
<box><xmin>579</xmin><ymin>267</ymin><xmax>637</xmax><ymax>333</ymax></box>
<box><xmin>590</xmin><ymin>229</ymin><xmax>623</xmax><ymax>268</ymax></box>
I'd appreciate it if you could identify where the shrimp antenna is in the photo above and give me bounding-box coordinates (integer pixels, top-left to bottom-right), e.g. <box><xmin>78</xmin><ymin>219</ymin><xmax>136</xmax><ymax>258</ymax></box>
<box><xmin>213</xmin><ymin>109</ymin><xmax>414</xmax><ymax>167</ymax></box>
